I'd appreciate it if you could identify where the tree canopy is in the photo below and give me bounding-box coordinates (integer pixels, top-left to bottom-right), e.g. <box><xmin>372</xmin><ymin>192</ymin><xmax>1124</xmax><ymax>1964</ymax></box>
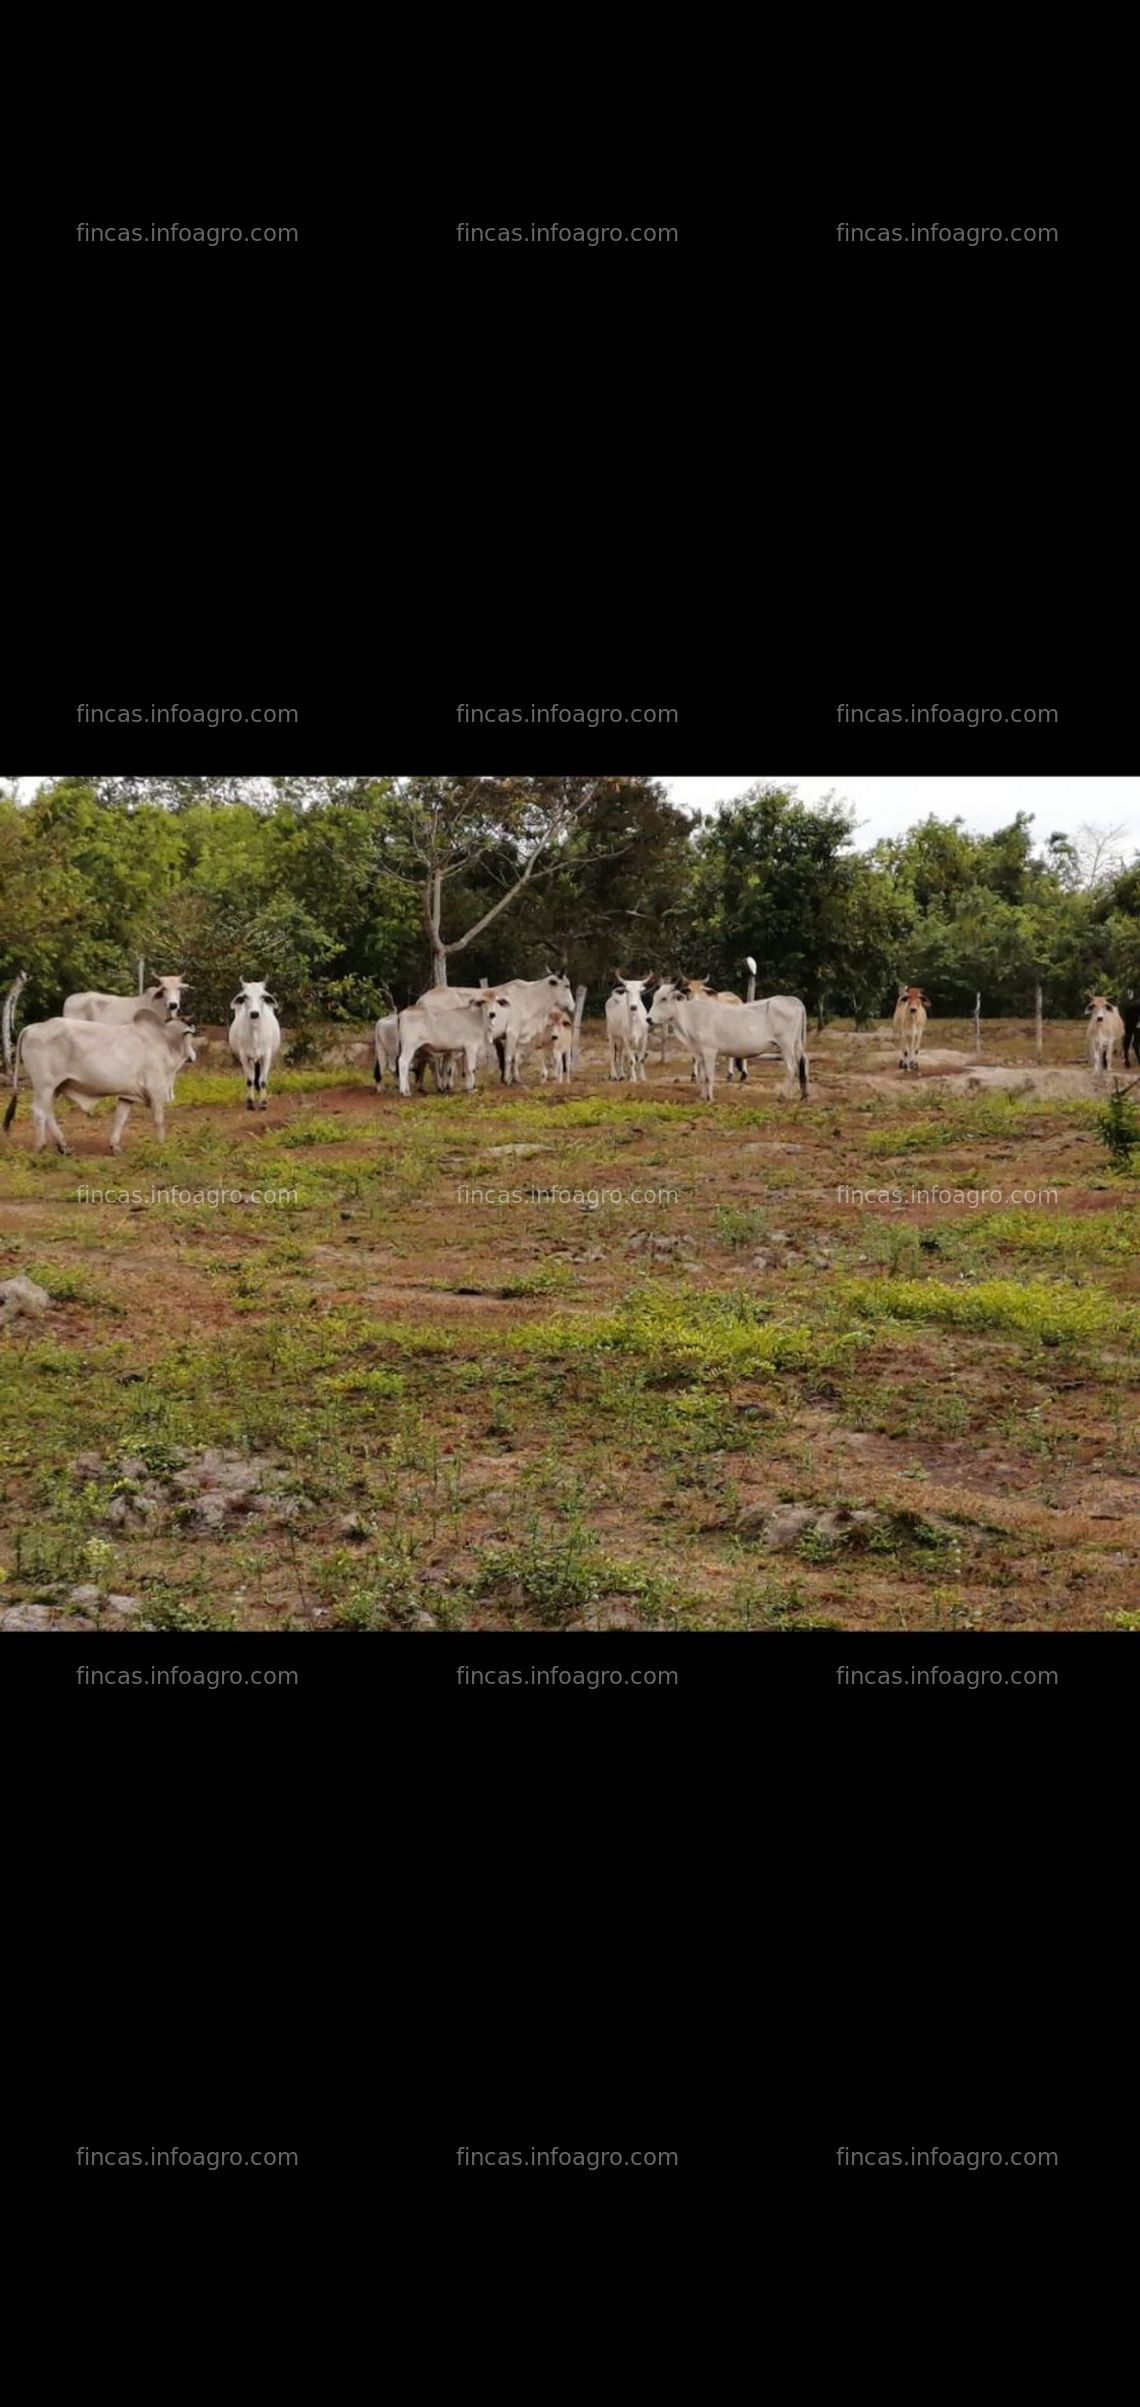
<box><xmin>1</xmin><ymin>777</ymin><xmax>1135</xmax><ymax>1023</ymax></box>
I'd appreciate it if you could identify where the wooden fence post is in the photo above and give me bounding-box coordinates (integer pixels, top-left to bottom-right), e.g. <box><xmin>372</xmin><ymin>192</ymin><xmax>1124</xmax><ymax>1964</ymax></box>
<box><xmin>974</xmin><ymin>992</ymin><xmax>982</xmax><ymax>1054</ymax></box>
<box><xmin>137</xmin><ymin>958</ymin><xmax>146</xmax><ymax>994</ymax></box>
<box><xmin>571</xmin><ymin>984</ymin><xmax>587</xmax><ymax>1073</ymax></box>
<box><xmin>744</xmin><ymin>955</ymin><xmax>757</xmax><ymax>1003</ymax></box>
<box><xmin>1035</xmin><ymin>983</ymin><xmax>1043</xmax><ymax>1062</ymax></box>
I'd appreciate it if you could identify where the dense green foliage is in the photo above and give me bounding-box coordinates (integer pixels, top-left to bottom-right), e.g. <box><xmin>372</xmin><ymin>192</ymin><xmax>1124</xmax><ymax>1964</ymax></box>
<box><xmin>1</xmin><ymin>777</ymin><xmax>1136</xmax><ymax>1023</ymax></box>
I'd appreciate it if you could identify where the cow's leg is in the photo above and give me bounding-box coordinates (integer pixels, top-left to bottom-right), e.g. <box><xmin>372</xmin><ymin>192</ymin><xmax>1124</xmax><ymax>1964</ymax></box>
<box><xmin>608</xmin><ymin>1035</ymin><xmax>620</xmax><ymax>1080</ymax></box>
<box><xmin>494</xmin><ymin>1034</ymin><xmax>508</xmax><ymax>1082</ymax></box>
<box><xmin>108</xmin><ymin>1100</ymin><xmax>133</xmax><ymax>1152</ymax></box>
<box><xmin>462</xmin><ymin>1044</ymin><xmax>477</xmax><ymax>1093</ymax></box>
<box><xmin>38</xmin><ymin>1085</ymin><xmax>72</xmax><ymax>1151</ymax></box>
<box><xmin>31</xmin><ymin>1094</ymin><xmax>52</xmax><ymax>1151</ymax></box>
<box><xmin>246</xmin><ymin>1061</ymin><xmax>256</xmax><ymax>1110</ymax></box>
<box><xmin>701</xmin><ymin>1050</ymin><xmax>716</xmax><ymax>1101</ymax></box>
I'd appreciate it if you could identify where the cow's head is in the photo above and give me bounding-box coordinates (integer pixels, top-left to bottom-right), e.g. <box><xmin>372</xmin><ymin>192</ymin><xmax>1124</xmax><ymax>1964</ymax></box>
<box><xmin>647</xmin><ymin>978</ymin><xmax>685</xmax><ymax>1026</ymax></box>
<box><xmin>543</xmin><ymin>970</ymin><xmax>575</xmax><ymax>1015</ymax></box>
<box><xmin>147</xmin><ymin>974</ymin><xmax>190</xmax><ymax>1019</ymax></box>
<box><xmin>151</xmin><ymin>1015</ymin><xmax>197</xmax><ymax>1065</ymax></box>
<box><xmin>231</xmin><ymin>979</ymin><xmax>279</xmax><ymax>1024</ymax></box>
<box><xmin>477</xmin><ymin>994</ymin><xmax>513</xmax><ymax>1042</ymax></box>
<box><xmin>1085</xmin><ymin>993</ymin><xmax>1111</xmax><ymax>1023</ymax></box>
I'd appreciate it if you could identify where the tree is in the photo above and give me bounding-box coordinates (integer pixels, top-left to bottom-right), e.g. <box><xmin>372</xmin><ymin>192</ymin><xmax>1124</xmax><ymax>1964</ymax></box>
<box><xmin>683</xmin><ymin>785</ymin><xmax>864</xmax><ymax>1011</ymax></box>
<box><xmin>379</xmin><ymin>777</ymin><xmax>640</xmax><ymax>986</ymax></box>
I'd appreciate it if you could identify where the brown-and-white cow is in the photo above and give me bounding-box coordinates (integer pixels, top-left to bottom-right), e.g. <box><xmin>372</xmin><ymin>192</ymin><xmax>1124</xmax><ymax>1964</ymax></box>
<box><xmin>893</xmin><ymin>986</ymin><xmax>930</xmax><ymax>1072</ymax></box>
<box><xmin>535</xmin><ymin>1008</ymin><xmax>574</xmax><ymax>1083</ymax></box>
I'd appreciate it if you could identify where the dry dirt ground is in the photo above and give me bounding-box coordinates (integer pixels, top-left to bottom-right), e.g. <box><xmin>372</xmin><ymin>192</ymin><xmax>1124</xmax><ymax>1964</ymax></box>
<box><xmin>2</xmin><ymin>1016</ymin><xmax>1137</xmax><ymax>1633</ymax></box>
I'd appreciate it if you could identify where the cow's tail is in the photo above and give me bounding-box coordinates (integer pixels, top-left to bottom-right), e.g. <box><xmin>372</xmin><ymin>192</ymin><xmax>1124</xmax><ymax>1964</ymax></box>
<box><xmin>3</xmin><ymin>1026</ymin><xmax>25</xmax><ymax>1130</ymax></box>
<box><xmin>3</xmin><ymin>970</ymin><xmax>27</xmax><ymax>1077</ymax></box>
<box><xmin>797</xmin><ymin>1007</ymin><xmax>809</xmax><ymax>1096</ymax></box>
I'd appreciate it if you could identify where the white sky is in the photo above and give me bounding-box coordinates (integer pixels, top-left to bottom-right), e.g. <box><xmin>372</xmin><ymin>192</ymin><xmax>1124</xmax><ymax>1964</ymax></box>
<box><xmin>659</xmin><ymin>777</ymin><xmax>1140</xmax><ymax>855</ymax></box>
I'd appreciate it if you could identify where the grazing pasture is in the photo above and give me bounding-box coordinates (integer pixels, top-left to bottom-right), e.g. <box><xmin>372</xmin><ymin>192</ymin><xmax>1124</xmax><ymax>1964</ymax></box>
<box><xmin>2</xmin><ymin>1015</ymin><xmax>1138</xmax><ymax>1634</ymax></box>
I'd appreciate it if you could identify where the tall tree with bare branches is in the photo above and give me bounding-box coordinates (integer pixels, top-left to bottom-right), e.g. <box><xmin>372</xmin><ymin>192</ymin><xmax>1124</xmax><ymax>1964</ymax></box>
<box><xmin>386</xmin><ymin>776</ymin><xmax>637</xmax><ymax>985</ymax></box>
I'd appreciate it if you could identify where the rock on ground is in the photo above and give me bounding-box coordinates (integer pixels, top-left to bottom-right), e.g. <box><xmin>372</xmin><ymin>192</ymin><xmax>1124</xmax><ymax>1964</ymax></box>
<box><xmin>0</xmin><ymin>1277</ymin><xmax>51</xmax><ymax>1324</ymax></box>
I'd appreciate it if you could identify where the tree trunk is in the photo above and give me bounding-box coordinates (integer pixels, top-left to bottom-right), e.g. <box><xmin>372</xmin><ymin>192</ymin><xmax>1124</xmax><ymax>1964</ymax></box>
<box><xmin>571</xmin><ymin>983</ymin><xmax>587</xmax><ymax>1072</ymax></box>
<box><xmin>425</xmin><ymin>870</ymin><xmax>446</xmax><ymax>987</ymax></box>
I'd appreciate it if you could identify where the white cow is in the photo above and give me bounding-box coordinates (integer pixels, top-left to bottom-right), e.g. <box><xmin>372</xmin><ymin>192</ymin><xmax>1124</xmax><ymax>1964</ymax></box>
<box><xmin>1086</xmin><ymin>994</ymin><xmax>1125</xmax><ymax>1079</ymax></box>
<box><xmin>374</xmin><ymin>1013</ymin><xmax>455</xmax><ymax>1093</ymax></box>
<box><xmin>373</xmin><ymin>1012</ymin><xmax>400</xmax><ymax>1084</ymax></box>
<box><xmin>397</xmin><ymin>994</ymin><xmax>511</xmax><ymax>1095</ymax></box>
<box><xmin>892</xmin><ymin>986</ymin><xmax>930</xmax><ymax>1072</ymax></box>
<box><xmin>4</xmin><ymin>1013</ymin><xmax>197</xmax><ymax>1152</ymax></box>
<box><xmin>605</xmin><ymin>976</ymin><xmax>651</xmax><ymax>1082</ymax></box>
<box><xmin>229</xmin><ymin>981</ymin><xmax>282</xmax><ymax>1110</ymax></box>
<box><xmin>648</xmin><ymin>981</ymin><xmax>809</xmax><ymax>1102</ymax></box>
<box><xmin>680</xmin><ymin>979</ymin><xmax>748</xmax><ymax>1081</ymax></box>
<box><xmin>64</xmin><ymin>974</ymin><xmax>190</xmax><ymax>1024</ymax></box>
<box><xmin>417</xmin><ymin>973</ymin><xmax>575</xmax><ymax>1085</ymax></box>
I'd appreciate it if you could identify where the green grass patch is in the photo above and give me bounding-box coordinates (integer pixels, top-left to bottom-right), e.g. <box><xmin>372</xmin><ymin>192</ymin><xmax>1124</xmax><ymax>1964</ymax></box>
<box><xmin>835</xmin><ymin>1275</ymin><xmax>1140</xmax><ymax>1347</ymax></box>
<box><xmin>513</xmin><ymin>1285</ymin><xmax>853</xmax><ymax>1378</ymax></box>
<box><xmin>945</xmin><ymin>1207</ymin><xmax>1140</xmax><ymax>1262</ymax></box>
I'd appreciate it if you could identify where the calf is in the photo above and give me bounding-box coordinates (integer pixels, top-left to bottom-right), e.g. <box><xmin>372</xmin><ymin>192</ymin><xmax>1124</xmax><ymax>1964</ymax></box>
<box><xmin>1120</xmin><ymin>998</ymin><xmax>1140</xmax><ymax>1069</ymax></box>
<box><xmin>396</xmin><ymin>994</ymin><xmax>511</xmax><ymax>1094</ymax></box>
<box><xmin>535</xmin><ymin>1009</ymin><xmax>574</xmax><ymax>1083</ymax></box>
<box><xmin>229</xmin><ymin>980</ymin><xmax>282</xmax><ymax>1110</ymax></box>
<box><xmin>1086</xmin><ymin>994</ymin><xmax>1125</xmax><ymax>1079</ymax></box>
<box><xmin>5</xmin><ymin>1012</ymin><xmax>197</xmax><ymax>1152</ymax></box>
<box><xmin>64</xmin><ymin>973</ymin><xmax>190</xmax><ymax>1024</ymax></box>
<box><xmin>893</xmin><ymin>986</ymin><xmax>930</xmax><ymax>1072</ymax></box>
<box><xmin>604</xmin><ymin>975</ymin><xmax>652</xmax><ymax>1082</ymax></box>
<box><xmin>648</xmin><ymin>982</ymin><xmax>808</xmax><ymax>1102</ymax></box>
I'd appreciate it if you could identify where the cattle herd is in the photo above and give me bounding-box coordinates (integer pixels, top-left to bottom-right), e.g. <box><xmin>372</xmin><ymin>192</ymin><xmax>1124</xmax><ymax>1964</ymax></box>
<box><xmin>1</xmin><ymin>965</ymin><xmax>1138</xmax><ymax>1153</ymax></box>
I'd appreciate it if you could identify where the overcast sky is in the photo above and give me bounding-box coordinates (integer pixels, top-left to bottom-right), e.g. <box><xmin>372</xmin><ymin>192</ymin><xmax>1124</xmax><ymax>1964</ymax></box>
<box><xmin>659</xmin><ymin>777</ymin><xmax>1140</xmax><ymax>855</ymax></box>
